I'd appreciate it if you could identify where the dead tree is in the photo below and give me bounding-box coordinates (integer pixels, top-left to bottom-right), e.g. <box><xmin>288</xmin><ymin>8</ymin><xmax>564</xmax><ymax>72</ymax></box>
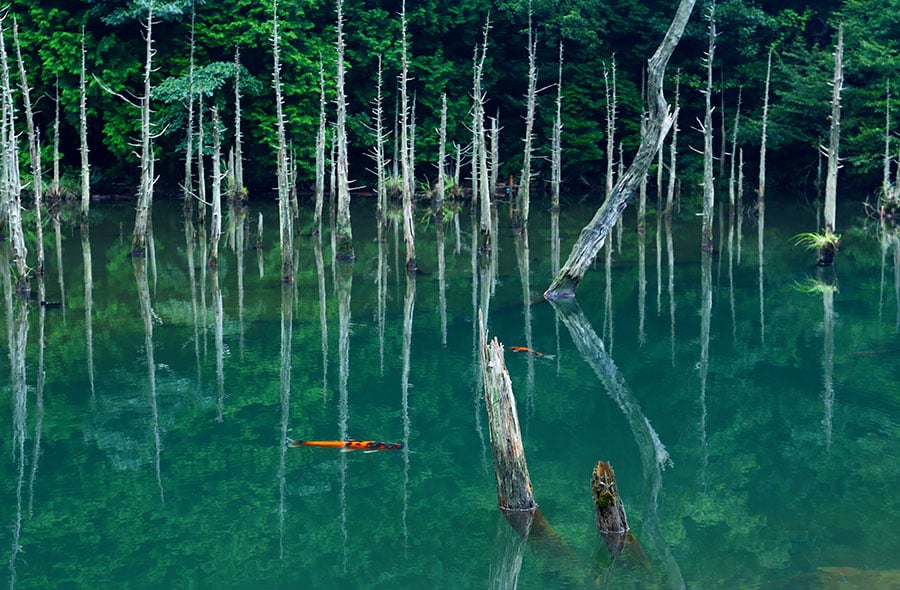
<box><xmin>823</xmin><ymin>24</ymin><xmax>843</xmax><ymax>238</ymax></box>
<box><xmin>515</xmin><ymin>5</ymin><xmax>538</xmax><ymax>228</ymax></box>
<box><xmin>699</xmin><ymin>3</ymin><xmax>716</xmax><ymax>253</ymax></box>
<box><xmin>545</xmin><ymin>0</ymin><xmax>697</xmax><ymax>299</ymax></box>
<box><xmin>315</xmin><ymin>60</ymin><xmax>327</xmax><ymax>234</ymax></box>
<box><xmin>399</xmin><ymin>0</ymin><xmax>416</xmax><ymax>271</ymax></box>
<box><xmin>551</xmin><ymin>41</ymin><xmax>563</xmax><ymax>211</ymax></box>
<box><xmin>232</xmin><ymin>45</ymin><xmax>245</xmax><ymax>198</ymax></box>
<box><xmin>132</xmin><ymin>2</ymin><xmax>157</xmax><ymax>258</ymax></box>
<box><xmin>182</xmin><ymin>10</ymin><xmax>195</xmax><ymax>210</ymax></box>
<box><xmin>209</xmin><ymin>106</ymin><xmax>222</xmax><ymax>267</ymax></box>
<box><xmin>13</xmin><ymin>18</ymin><xmax>44</xmax><ymax>275</ymax></box>
<box><xmin>436</xmin><ymin>93</ymin><xmax>447</xmax><ymax>211</ymax></box>
<box><xmin>272</xmin><ymin>0</ymin><xmax>293</xmax><ymax>282</ymax></box>
<box><xmin>757</xmin><ymin>49</ymin><xmax>772</xmax><ymax>204</ymax></box>
<box><xmin>335</xmin><ymin>0</ymin><xmax>354</xmax><ymax>261</ymax></box>
<box><xmin>604</xmin><ymin>59</ymin><xmax>617</xmax><ymax>204</ymax></box>
<box><xmin>728</xmin><ymin>87</ymin><xmax>742</xmax><ymax>216</ymax></box>
<box><xmin>0</xmin><ymin>11</ymin><xmax>28</xmax><ymax>292</ymax></box>
<box><xmin>80</xmin><ymin>27</ymin><xmax>90</xmax><ymax>220</ymax></box>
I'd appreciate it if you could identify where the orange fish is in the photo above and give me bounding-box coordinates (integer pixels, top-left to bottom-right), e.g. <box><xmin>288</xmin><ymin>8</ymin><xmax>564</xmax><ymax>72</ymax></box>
<box><xmin>509</xmin><ymin>346</ymin><xmax>553</xmax><ymax>359</ymax></box>
<box><xmin>289</xmin><ymin>439</ymin><xmax>404</xmax><ymax>452</ymax></box>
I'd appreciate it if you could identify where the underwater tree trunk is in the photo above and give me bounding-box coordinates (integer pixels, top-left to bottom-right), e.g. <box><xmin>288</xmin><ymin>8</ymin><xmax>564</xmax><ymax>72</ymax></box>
<box><xmin>545</xmin><ymin>0</ymin><xmax>696</xmax><ymax>299</ymax></box>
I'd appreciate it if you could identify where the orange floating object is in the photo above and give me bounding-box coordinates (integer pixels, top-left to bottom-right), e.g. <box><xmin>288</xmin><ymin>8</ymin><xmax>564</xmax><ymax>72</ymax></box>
<box><xmin>289</xmin><ymin>439</ymin><xmax>404</xmax><ymax>452</ymax></box>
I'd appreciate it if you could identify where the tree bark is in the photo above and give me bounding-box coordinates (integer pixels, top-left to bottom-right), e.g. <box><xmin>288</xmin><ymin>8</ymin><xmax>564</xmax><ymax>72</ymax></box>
<box><xmin>132</xmin><ymin>3</ymin><xmax>156</xmax><ymax>258</ymax></box>
<box><xmin>479</xmin><ymin>310</ymin><xmax>536</xmax><ymax>513</ymax></box>
<box><xmin>545</xmin><ymin>0</ymin><xmax>696</xmax><ymax>299</ymax></box>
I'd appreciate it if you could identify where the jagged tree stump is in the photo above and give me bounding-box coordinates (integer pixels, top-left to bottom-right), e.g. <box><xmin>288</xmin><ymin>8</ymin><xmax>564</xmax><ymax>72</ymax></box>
<box><xmin>479</xmin><ymin>310</ymin><xmax>536</xmax><ymax>519</ymax></box>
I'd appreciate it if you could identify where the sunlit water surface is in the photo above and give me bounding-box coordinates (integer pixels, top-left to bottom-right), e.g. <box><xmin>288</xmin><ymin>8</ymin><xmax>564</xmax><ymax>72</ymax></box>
<box><xmin>2</xmin><ymin>196</ymin><xmax>899</xmax><ymax>589</ymax></box>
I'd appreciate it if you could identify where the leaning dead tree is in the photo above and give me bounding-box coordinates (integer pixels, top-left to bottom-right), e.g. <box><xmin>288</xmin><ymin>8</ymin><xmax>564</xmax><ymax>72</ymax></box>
<box><xmin>545</xmin><ymin>0</ymin><xmax>697</xmax><ymax>299</ymax></box>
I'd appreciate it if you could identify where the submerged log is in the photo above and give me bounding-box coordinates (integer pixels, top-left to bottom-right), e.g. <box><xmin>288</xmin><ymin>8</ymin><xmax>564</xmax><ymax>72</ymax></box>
<box><xmin>479</xmin><ymin>310</ymin><xmax>536</xmax><ymax>517</ymax></box>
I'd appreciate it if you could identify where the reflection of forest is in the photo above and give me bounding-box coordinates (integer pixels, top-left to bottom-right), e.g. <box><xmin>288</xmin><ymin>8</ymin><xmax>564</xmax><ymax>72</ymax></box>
<box><xmin>3</xmin><ymin>200</ymin><xmax>900</xmax><ymax>588</ymax></box>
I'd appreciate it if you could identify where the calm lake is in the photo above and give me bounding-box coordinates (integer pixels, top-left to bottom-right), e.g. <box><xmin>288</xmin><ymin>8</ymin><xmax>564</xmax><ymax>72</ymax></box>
<box><xmin>2</xmin><ymin>194</ymin><xmax>899</xmax><ymax>589</ymax></box>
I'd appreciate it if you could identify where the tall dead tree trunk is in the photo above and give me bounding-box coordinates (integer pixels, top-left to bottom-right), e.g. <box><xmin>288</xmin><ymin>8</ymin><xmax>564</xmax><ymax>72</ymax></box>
<box><xmin>436</xmin><ymin>93</ymin><xmax>447</xmax><ymax>212</ymax></box>
<box><xmin>79</xmin><ymin>27</ymin><xmax>90</xmax><ymax>221</ymax></box>
<box><xmin>209</xmin><ymin>106</ymin><xmax>222</xmax><ymax>267</ymax></box>
<box><xmin>315</xmin><ymin>60</ymin><xmax>327</xmax><ymax>234</ymax></box>
<box><xmin>182</xmin><ymin>10</ymin><xmax>195</xmax><ymax>210</ymax></box>
<box><xmin>515</xmin><ymin>5</ymin><xmax>538</xmax><ymax>229</ymax></box>
<box><xmin>399</xmin><ymin>0</ymin><xmax>416</xmax><ymax>271</ymax></box>
<box><xmin>757</xmin><ymin>49</ymin><xmax>772</xmax><ymax>204</ymax></box>
<box><xmin>551</xmin><ymin>41</ymin><xmax>563</xmax><ymax>211</ymax></box>
<box><xmin>13</xmin><ymin>18</ymin><xmax>44</xmax><ymax>276</ymax></box>
<box><xmin>335</xmin><ymin>0</ymin><xmax>354</xmax><ymax>261</ymax></box>
<box><xmin>823</xmin><ymin>24</ymin><xmax>843</xmax><ymax>237</ymax></box>
<box><xmin>369</xmin><ymin>56</ymin><xmax>388</xmax><ymax>227</ymax></box>
<box><xmin>132</xmin><ymin>2</ymin><xmax>156</xmax><ymax>258</ymax></box>
<box><xmin>272</xmin><ymin>0</ymin><xmax>292</xmax><ymax>282</ymax></box>
<box><xmin>0</xmin><ymin>12</ymin><xmax>28</xmax><ymax>292</ymax></box>
<box><xmin>665</xmin><ymin>73</ymin><xmax>680</xmax><ymax>218</ymax></box>
<box><xmin>728</xmin><ymin>87</ymin><xmax>742</xmax><ymax>216</ymax></box>
<box><xmin>604</xmin><ymin>59</ymin><xmax>617</xmax><ymax>204</ymax></box>
<box><xmin>233</xmin><ymin>45</ymin><xmax>245</xmax><ymax>199</ymax></box>
<box><xmin>545</xmin><ymin>0</ymin><xmax>697</xmax><ymax>299</ymax></box>
<box><xmin>700</xmin><ymin>3</ymin><xmax>716</xmax><ymax>253</ymax></box>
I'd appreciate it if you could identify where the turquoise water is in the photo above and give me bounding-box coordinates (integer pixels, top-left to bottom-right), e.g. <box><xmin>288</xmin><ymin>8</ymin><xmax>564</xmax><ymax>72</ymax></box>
<box><xmin>2</xmin><ymin>197</ymin><xmax>899</xmax><ymax>589</ymax></box>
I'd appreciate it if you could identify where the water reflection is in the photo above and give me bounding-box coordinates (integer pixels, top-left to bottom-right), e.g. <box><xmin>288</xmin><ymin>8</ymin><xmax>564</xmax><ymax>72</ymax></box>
<box><xmin>401</xmin><ymin>272</ymin><xmax>416</xmax><ymax>548</ymax></box>
<box><xmin>82</xmin><ymin>225</ymin><xmax>95</xmax><ymax>396</ymax></box>
<box><xmin>5</xmin><ymin>259</ymin><xmax>27</xmax><ymax>588</ymax></box>
<box><xmin>336</xmin><ymin>259</ymin><xmax>352</xmax><ymax>572</ymax></box>
<box><xmin>133</xmin><ymin>256</ymin><xmax>165</xmax><ymax>502</ymax></box>
<box><xmin>550</xmin><ymin>298</ymin><xmax>682</xmax><ymax>587</ymax></box>
<box><xmin>278</xmin><ymin>282</ymin><xmax>293</xmax><ymax>559</ymax></box>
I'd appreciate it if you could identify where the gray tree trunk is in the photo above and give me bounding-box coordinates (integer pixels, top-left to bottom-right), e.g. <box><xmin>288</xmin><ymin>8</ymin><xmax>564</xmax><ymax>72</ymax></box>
<box><xmin>824</xmin><ymin>23</ymin><xmax>843</xmax><ymax>235</ymax></box>
<box><xmin>80</xmin><ymin>27</ymin><xmax>90</xmax><ymax>220</ymax></box>
<box><xmin>700</xmin><ymin>4</ymin><xmax>716</xmax><ymax>253</ymax></box>
<box><xmin>545</xmin><ymin>0</ymin><xmax>696</xmax><ymax>299</ymax></box>
<box><xmin>132</xmin><ymin>3</ymin><xmax>156</xmax><ymax>257</ymax></box>
<box><xmin>335</xmin><ymin>0</ymin><xmax>354</xmax><ymax>260</ymax></box>
<box><xmin>272</xmin><ymin>0</ymin><xmax>293</xmax><ymax>282</ymax></box>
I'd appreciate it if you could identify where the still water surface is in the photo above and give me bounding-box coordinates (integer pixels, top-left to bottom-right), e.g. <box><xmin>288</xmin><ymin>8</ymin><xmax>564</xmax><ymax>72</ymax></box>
<box><xmin>2</xmin><ymin>197</ymin><xmax>899</xmax><ymax>589</ymax></box>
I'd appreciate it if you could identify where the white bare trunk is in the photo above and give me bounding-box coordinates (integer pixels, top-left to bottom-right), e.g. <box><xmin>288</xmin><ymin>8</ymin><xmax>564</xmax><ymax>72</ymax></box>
<box><xmin>757</xmin><ymin>49</ymin><xmax>772</xmax><ymax>203</ymax></box>
<box><xmin>272</xmin><ymin>0</ymin><xmax>292</xmax><ymax>281</ymax></box>
<box><xmin>700</xmin><ymin>3</ymin><xmax>716</xmax><ymax>252</ymax></box>
<box><xmin>209</xmin><ymin>106</ymin><xmax>222</xmax><ymax>267</ymax></box>
<box><xmin>132</xmin><ymin>3</ymin><xmax>156</xmax><ymax>257</ymax></box>
<box><xmin>80</xmin><ymin>27</ymin><xmax>90</xmax><ymax>219</ymax></box>
<box><xmin>824</xmin><ymin>24</ymin><xmax>843</xmax><ymax>233</ymax></box>
<box><xmin>315</xmin><ymin>60</ymin><xmax>326</xmax><ymax>231</ymax></box>
<box><xmin>516</xmin><ymin>6</ymin><xmax>538</xmax><ymax>226</ymax></box>
<box><xmin>551</xmin><ymin>41</ymin><xmax>563</xmax><ymax>210</ymax></box>
<box><xmin>399</xmin><ymin>0</ymin><xmax>415</xmax><ymax>270</ymax></box>
<box><xmin>335</xmin><ymin>0</ymin><xmax>353</xmax><ymax>260</ymax></box>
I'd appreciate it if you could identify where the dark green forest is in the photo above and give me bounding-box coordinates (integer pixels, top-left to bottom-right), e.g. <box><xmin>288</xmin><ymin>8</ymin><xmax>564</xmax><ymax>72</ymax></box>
<box><xmin>7</xmin><ymin>0</ymin><xmax>900</xmax><ymax>200</ymax></box>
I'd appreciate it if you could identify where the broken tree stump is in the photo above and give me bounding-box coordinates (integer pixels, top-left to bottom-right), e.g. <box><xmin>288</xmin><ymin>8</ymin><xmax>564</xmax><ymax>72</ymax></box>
<box><xmin>479</xmin><ymin>310</ymin><xmax>536</xmax><ymax>518</ymax></box>
<box><xmin>592</xmin><ymin>460</ymin><xmax>650</xmax><ymax>566</ymax></box>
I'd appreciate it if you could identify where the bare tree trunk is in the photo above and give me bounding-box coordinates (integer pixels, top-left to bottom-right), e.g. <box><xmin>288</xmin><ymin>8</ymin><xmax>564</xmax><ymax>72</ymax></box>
<box><xmin>209</xmin><ymin>107</ymin><xmax>222</xmax><ymax>267</ymax></box>
<box><xmin>489</xmin><ymin>112</ymin><xmax>499</xmax><ymax>205</ymax></box>
<box><xmin>478</xmin><ymin>311</ymin><xmax>536</xmax><ymax>512</ymax></box>
<box><xmin>883</xmin><ymin>81</ymin><xmax>893</xmax><ymax>205</ymax></box>
<box><xmin>315</xmin><ymin>60</ymin><xmax>327</xmax><ymax>233</ymax></box>
<box><xmin>824</xmin><ymin>23</ymin><xmax>843</xmax><ymax>236</ymax></box>
<box><xmin>0</xmin><ymin>12</ymin><xmax>28</xmax><ymax>292</ymax></box>
<box><xmin>197</xmin><ymin>93</ymin><xmax>207</xmax><ymax>225</ymax></box>
<box><xmin>50</xmin><ymin>78</ymin><xmax>61</xmax><ymax>201</ymax></box>
<box><xmin>604</xmin><ymin>59</ymin><xmax>617</xmax><ymax>203</ymax></box>
<box><xmin>545</xmin><ymin>0</ymin><xmax>696</xmax><ymax>299</ymax></box>
<box><xmin>757</xmin><ymin>49</ymin><xmax>772</xmax><ymax>204</ymax></box>
<box><xmin>183</xmin><ymin>10</ymin><xmax>195</xmax><ymax>210</ymax></box>
<box><xmin>78</xmin><ymin>27</ymin><xmax>91</xmax><ymax>220</ymax></box>
<box><xmin>728</xmin><ymin>87</ymin><xmax>742</xmax><ymax>216</ymax></box>
<box><xmin>515</xmin><ymin>5</ymin><xmax>538</xmax><ymax>228</ymax></box>
<box><xmin>436</xmin><ymin>93</ymin><xmax>447</xmax><ymax>212</ymax></box>
<box><xmin>233</xmin><ymin>45</ymin><xmax>245</xmax><ymax>199</ymax></box>
<box><xmin>473</xmin><ymin>17</ymin><xmax>491</xmax><ymax>246</ymax></box>
<box><xmin>370</xmin><ymin>56</ymin><xmax>387</xmax><ymax>227</ymax></box>
<box><xmin>700</xmin><ymin>4</ymin><xmax>716</xmax><ymax>253</ymax></box>
<box><xmin>13</xmin><ymin>18</ymin><xmax>44</xmax><ymax>275</ymax></box>
<box><xmin>665</xmin><ymin>73</ymin><xmax>680</xmax><ymax>218</ymax></box>
<box><xmin>335</xmin><ymin>0</ymin><xmax>354</xmax><ymax>261</ymax></box>
<box><xmin>399</xmin><ymin>0</ymin><xmax>416</xmax><ymax>271</ymax></box>
<box><xmin>551</xmin><ymin>41</ymin><xmax>563</xmax><ymax>211</ymax></box>
<box><xmin>132</xmin><ymin>3</ymin><xmax>156</xmax><ymax>258</ymax></box>
<box><xmin>272</xmin><ymin>0</ymin><xmax>293</xmax><ymax>282</ymax></box>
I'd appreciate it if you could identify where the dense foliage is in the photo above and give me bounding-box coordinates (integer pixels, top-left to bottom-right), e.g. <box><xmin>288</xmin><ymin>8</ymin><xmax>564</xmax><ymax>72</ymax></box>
<box><xmin>6</xmin><ymin>0</ymin><xmax>900</xmax><ymax>200</ymax></box>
